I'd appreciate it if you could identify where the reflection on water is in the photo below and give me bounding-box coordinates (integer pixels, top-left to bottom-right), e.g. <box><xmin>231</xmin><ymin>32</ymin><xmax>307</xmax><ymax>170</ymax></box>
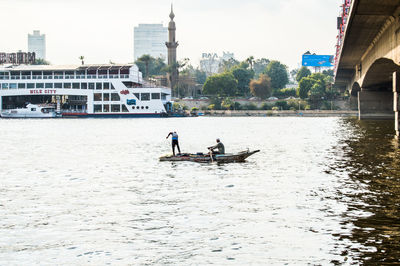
<box><xmin>0</xmin><ymin>117</ymin><xmax>399</xmax><ymax>264</ymax></box>
<box><xmin>328</xmin><ymin>119</ymin><xmax>400</xmax><ymax>264</ymax></box>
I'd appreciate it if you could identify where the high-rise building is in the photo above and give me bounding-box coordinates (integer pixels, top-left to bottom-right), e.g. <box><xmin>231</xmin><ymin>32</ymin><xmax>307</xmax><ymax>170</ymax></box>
<box><xmin>28</xmin><ymin>30</ymin><xmax>46</xmax><ymax>60</ymax></box>
<box><xmin>134</xmin><ymin>24</ymin><xmax>168</xmax><ymax>61</ymax></box>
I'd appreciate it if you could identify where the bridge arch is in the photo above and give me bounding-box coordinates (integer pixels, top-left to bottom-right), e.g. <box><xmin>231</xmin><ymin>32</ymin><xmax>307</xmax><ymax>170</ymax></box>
<box><xmin>361</xmin><ymin>58</ymin><xmax>400</xmax><ymax>90</ymax></box>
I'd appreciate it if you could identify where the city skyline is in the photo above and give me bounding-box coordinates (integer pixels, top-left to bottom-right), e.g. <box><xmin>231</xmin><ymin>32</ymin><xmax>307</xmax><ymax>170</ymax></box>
<box><xmin>0</xmin><ymin>0</ymin><xmax>341</xmax><ymax>70</ymax></box>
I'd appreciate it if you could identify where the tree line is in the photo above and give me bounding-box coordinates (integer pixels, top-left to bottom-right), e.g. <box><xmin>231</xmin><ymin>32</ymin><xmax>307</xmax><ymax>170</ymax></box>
<box><xmin>134</xmin><ymin>54</ymin><xmax>344</xmax><ymax>110</ymax></box>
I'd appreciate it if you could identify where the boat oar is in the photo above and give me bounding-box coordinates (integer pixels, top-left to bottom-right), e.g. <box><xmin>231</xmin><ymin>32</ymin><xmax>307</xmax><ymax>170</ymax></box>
<box><xmin>208</xmin><ymin>148</ymin><xmax>214</xmax><ymax>163</ymax></box>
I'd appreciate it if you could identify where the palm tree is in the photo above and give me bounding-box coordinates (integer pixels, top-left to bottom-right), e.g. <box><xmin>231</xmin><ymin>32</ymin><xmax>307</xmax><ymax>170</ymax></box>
<box><xmin>246</xmin><ymin>56</ymin><xmax>255</xmax><ymax>70</ymax></box>
<box><xmin>79</xmin><ymin>56</ymin><xmax>84</xmax><ymax>65</ymax></box>
<box><xmin>139</xmin><ymin>54</ymin><xmax>152</xmax><ymax>78</ymax></box>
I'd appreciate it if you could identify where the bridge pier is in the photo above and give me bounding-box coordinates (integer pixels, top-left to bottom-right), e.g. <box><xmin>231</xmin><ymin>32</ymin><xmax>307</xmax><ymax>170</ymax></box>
<box><xmin>394</xmin><ymin>72</ymin><xmax>400</xmax><ymax>136</ymax></box>
<box><xmin>358</xmin><ymin>91</ymin><xmax>394</xmax><ymax>119</ymax></box>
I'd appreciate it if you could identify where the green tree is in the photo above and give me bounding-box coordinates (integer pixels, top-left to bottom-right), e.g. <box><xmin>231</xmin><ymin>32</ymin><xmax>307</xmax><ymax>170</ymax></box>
<box><xmin>296</xmin><ymin>66</ymin><xmax>311</xmax><ymax>82</ymax></box>
<box><xmin>203</xmin><ymin>72</ymin><xmax>238</xmax><ymax>97</ymax></box>
<box><xmin>322</xmin><ymin>69</ymin><xmax>334</xmax><ymax>77</ymax></box>
<box><xmin>151</xmin><ymin>57</ymin><xmax>167</xmax><ymax>76</ymax></box>
<box><xmin>253</xmin><ymin>58</ymin><xmax>270</xmax><ymax>77</ymax></box>
<box><xmin>308</xmin><ymin>80</ymin><xmax>326</xmax><ymax>101</ymax></box>
<box><xmin>218</xmin><ymin>58</ymin><xmax>240</xmax><ymax>73</ymax></box>
<box><xmin>135</xmin><ymin>55</ymin><xmax>168</xmax><ymax>78</ymax></box>
<box><xmin>231</xmin><ymin>67</ymin><xmax>254</xmax><ymax>96</ymax></box>
<box><xmin>195</xmin><ymin>69</ymin><xmax>207</xmax><ymax>84</ymax></box>
<box><xmin>137</xmin><ymin>54</ymin><xmax>151</xmax><ymax>78</ymax></box>
<box><xmin>264</xmin><ymin>60</ymin><xmax>289</xmax><ymax>91</ymax></box>
<box><xmin>249</xmin><ymin>74</ymin><xmax>273</xmax><ymax>99</ymax></box>
<box><xmin>298</xmin><ymin>76</ymin><xmax>315</xmax><ymax>99</ymax></box>
<box><xmin>297</xmin><ymin>73</ymin><xmax>327</xmax><ymax>99</ymax></box>
<box><xmin>275</xmin><ymin>100</ymin><xmax>289</xmax><ymax>110</ymax></box>
<box><xmin>221</xmin><ymin>97</ymin><xmax>234</xmax><ymax>110</ymax></box>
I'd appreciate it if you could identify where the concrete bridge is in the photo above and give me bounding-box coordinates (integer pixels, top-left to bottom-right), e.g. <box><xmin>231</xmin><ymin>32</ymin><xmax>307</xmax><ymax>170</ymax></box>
<box><xmin>334</xmin><ymin>0</ymin><xmax>400</xmax><ymax>135</ymax></box>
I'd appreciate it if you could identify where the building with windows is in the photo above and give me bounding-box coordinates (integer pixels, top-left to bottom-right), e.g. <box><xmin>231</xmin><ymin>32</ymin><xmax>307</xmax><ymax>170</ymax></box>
<box><xmin>199</xmin><ymin>52</ymin><xmax>235</xmax><ymax>75</ymax></box>
<box><xmin>28</xmin><ymin>30</ymin><xmax>46</xmax><ymax>60</ymax></box>
<box><xmin>134</xmin><ymin>24</ymin><xmax>168</xmax><ymax>61</ymax></box>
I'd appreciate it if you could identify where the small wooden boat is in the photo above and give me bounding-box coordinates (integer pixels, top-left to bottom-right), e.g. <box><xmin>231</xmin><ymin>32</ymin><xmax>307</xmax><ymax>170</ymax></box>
<box><xmin>159</xmin><ymin>149</ymin><xmax>260</xmax><ymax>163</ymax></box>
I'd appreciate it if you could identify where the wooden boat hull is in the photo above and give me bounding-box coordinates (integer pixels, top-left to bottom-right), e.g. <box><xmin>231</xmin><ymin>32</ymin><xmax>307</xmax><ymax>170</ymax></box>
<box><xmin>159</xmin><ymin>150</ymin><xmax>260</xmax><ymax>163</ymax></box>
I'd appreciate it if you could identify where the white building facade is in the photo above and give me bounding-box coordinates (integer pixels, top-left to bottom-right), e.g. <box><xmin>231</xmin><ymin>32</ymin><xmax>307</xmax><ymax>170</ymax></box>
<box><xmin>200</xmin><ymin>52</ymin><xmax>235</xmax><ymax>75</ymax></box>
<box><xmin>28</xmin><ymin>30</ymin><xmax>46</xmax><ymax>60</ymax></box>
<box><xmin>134</xmin><ymin>24</ymin><xmax>168</xmax><ymax>61</ymax></box>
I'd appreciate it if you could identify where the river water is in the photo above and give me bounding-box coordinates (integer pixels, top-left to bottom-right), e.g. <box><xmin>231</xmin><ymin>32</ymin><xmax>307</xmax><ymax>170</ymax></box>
<box><xmin>0</xmin><ymin>117</ymin><xmax>399</xmax><ymax>265</ymax></box>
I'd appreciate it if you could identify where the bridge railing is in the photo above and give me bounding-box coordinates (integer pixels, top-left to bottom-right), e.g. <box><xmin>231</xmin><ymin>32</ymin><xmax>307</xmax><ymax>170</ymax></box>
<box><xmin>334</xmin><ymin>0</ymin><xmax>352</xmax><ymax>74</ymax></box>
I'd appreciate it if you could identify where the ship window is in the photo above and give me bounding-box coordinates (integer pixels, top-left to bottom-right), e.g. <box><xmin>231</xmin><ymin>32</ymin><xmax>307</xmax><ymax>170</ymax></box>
<box><xmin>151</xmin><ymin>93</ymin><xmax>160</xmax><ymax>100</ymax></box>
<box><xmin>72</xmin><ymin>83</ymin><xmax>80</xmax><ymax>89</ymax></box>
<box><xmin>94</xmin><ymin>104</ymin><xmax>102</xmax><ymax>113</ymax></box>
<box><xmin>27</xmin><ymin>83</ymin><xmax>34</xmax><ymax>89</ymax></box>
<box><xmin>45</xmin><ymin>83</ymin><xmax>53</xmax><ymax>89</ymax></box>
<box><xmin>36</xmin><ymin>83</ymin><xmax>44</xmax><ymax>88</ymax></box>
<box><xmin>111</xmin><ymin>83</ymin><xmax>115</xmax><ymax>90</ymax></box>
<box><xmin>18</xmin><ymin>83</ymin><xmax>26</xmax><ymax>89</ymax></box>
<box><xmin>132</xmin><ymin>106</ymin><xmax>135</xmax><ymax>109</ymax></box>
<box><xmin>54</xmin><ymin>83</ymin><xmax>62</xmax><ymax>88</ymax></box>
<box><xmin>103</xmin><ymin>93</ymin><xmax>110</xmax><ymax>101</ymax></box>
<box><xmin>103</xmin><ymin>104</ymin><xmax>110</xmax><ymax>112</ymax></box>
<box><xmin>141</xmin><ymin>93</ymin><xmax>150</xmax><ymax>101</ymax></box>
<box><xmin>89</xmin><ymin>83</ymin><xmax>95</xmax><ymax>90</ymax></box>
<box><xmin>103</xmin><ymin>82</ymin><xmax>109</xmax><ymax>90</ymax></box>
<box><xmin>10</xmin><ymin>83</ymin><xmax>17</xmax><ymax>89</ymax></box>
<box><xmin>122</xmin><ymin>105</ymin><xmax>129</xmax><ymax>112</ymax></box>
<box><xmin>146</xmin><ymin>106</ymin><xmax>149</xmax><ymax>109</ymax></box>
<box><xmin>81</xmin><ymin>83</ymin><xmax>87</xmax><ymax>89</ymax></box>
<box><xmin>94</xmin><ymin>93</ymin><xmax>102</xmax><ymax>101</ymax></box>
<box><xmin>111</xmin><ymin>104</ymin><xmax>120</xmax><ymax>112</ymax></box>
<box><xmin>111</xmin><ymin>93</ymin><xmax>120</xmax><ymax>101</ymax></box>
<box><xmin>63</xmin><ymin>83</ymin><xmax>71</xmax><ymax>89</ymax></box>
<box><xmin>96</xmin><ymin>83</ymin><xmax>102</xmax><ymax>90</ymax></box>
<box><xmin>122</xmin><ymin>81</ymin><xmax>133</xmax><ymax>88</ymax></box>
<box><xmin>141</xmin><ymin>106</ymin><xmax>144</xmax><ymax>109</ymax></box>
<box><xmin>134</xmin><ymin>93</ymin><xmax>140</xmax><ymax>100</ymax></box>
<box><xmin>1</xmin><ymin>83</ymin><xmax>8</xmax><ymax>89</ymax></box>
<box><xmin>31</xmin><ymin>108</ymin><xmax>36</xmax><ymax>111</ymax></box>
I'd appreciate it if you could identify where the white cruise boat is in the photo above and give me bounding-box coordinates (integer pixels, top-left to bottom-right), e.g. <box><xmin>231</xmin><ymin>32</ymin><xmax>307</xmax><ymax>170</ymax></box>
<box><xmin>0</xmin><ymin>64</ymin><xmax>172</xmax><ymax>118</ymax></box>
<box><xmin>1</xmin><ymin>103</ymin><xmax>57</xmax><ymax>118</ymax></box>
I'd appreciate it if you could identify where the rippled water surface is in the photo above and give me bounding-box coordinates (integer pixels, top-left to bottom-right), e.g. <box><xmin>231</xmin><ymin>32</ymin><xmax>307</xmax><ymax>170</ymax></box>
<box><xmin>0</xmin><ymin>117</ymin><xmax>399</xmax><ymax>265</ymax></box>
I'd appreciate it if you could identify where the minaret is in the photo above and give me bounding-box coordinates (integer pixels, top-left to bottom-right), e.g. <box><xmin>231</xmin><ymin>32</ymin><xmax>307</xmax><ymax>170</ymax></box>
<box><xmin>165</xmin><ymin>4</ymin><xmax>179</xmax><ymax>91</ymax></box>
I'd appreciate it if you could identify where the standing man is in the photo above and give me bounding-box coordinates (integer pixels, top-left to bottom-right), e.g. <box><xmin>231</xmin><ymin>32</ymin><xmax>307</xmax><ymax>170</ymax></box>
<box><xmin>166</xmin><ymin>131</ymin><xmax>181</xmax><ymax>156</ymax></box>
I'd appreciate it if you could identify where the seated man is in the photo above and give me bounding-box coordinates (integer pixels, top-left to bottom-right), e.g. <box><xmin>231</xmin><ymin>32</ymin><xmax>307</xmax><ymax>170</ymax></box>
<box><xmin>208</xmin><ymin>138</ymin><xmax>225</xmax><ymax>154</ymax></box>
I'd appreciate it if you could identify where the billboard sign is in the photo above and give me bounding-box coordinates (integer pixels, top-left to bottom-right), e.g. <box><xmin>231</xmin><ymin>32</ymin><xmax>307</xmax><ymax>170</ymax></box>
<box><xmin>302</xmin><ymin>55</ymin><xmax>333</xmax><ymax>67</ymax></box>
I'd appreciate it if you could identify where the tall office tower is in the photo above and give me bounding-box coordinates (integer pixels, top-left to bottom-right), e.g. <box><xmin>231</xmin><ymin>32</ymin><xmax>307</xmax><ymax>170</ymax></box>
<box><xmin>134</xmin><ymin>24</ymin><xmax>168</xmax><ymax>61</ymax></box>
<box><xmin>28</xmin><ymin>30</ymin><xmax>46</xmax><ymax>60</ymax></box>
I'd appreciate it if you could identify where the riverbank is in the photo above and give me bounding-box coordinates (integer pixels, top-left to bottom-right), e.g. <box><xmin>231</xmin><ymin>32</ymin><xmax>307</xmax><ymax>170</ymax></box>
<box><xmin>198</xmin><ymin>110</ymin><xmax>358</xmax><ymax>117</ymax></box>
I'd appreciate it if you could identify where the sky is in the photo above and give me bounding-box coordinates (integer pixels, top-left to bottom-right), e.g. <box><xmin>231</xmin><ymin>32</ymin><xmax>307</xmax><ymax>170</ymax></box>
<box><xmin>0</xmin><ymin>0</ymin><xmax>342</xmax><ymax>70</ymax></box>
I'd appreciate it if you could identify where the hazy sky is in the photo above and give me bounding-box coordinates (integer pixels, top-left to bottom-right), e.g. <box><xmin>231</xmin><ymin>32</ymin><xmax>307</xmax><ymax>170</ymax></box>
<box><xmin>0</xmin><ymin>0</ymin><xmax>341</xmax><ymax>70</ymax></box>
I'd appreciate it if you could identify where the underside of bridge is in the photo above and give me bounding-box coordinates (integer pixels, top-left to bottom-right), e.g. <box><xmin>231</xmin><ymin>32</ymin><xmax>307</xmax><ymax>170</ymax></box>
<box><xmin>334</xmin><ymin>0</ymin><xmax>400</xmax><ymax>134</ymax></box>
<box><xmin>358</xmin><ymin>58</ymin><xmax>400</xmax><ymax>119</ymax></box>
